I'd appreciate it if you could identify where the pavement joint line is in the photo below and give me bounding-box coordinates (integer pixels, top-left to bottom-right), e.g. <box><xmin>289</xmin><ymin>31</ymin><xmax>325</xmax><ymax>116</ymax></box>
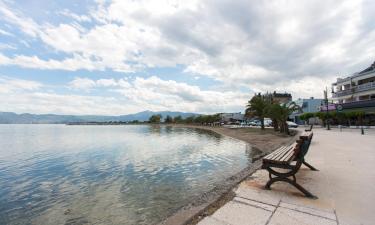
<box><xmin>276</xmin><ymin>208</ymin><xmax>316</xmax><ymax>225</ymax></box>
<box><xmin>334</xmin><ymin>209</ymin><xmax>340</xmax><ymax>225</ymax></box>
<box><xmin>264</xmin><ymin>199</ymin><xmax>281</xmax><ymax>225</ymax></box>
<box><xmin>232</xmin><ymin>199</ymin><xmax>273</xmax><ymax>212</ymax></box>
<box><xmin>278</xmin><ymin>205</ymin><xmax>337</xmax><ymax>222</ymax></box>
<box><xmin>280</xmin><ymin>200</ymin><xmax>335</xmax><ymax>214</ymax></box>
<box><xmin>235</xmin><ymin>195</ymin><xmax>278</xmax><ymax>207</ymax></box>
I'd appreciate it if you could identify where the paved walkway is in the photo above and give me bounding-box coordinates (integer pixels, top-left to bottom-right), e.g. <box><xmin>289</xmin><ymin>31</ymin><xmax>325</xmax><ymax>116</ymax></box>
<box><xmin>198</xmin><ymin>128</ymin><xmax>375</xmax><ymax>225</ymax></box>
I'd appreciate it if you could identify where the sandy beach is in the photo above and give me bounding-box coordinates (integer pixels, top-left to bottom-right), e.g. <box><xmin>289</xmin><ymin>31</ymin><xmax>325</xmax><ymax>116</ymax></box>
<box><xmin>172</xmin><ymin>124</ymin><xmax>299</xmax><ymax>154</ymax></box>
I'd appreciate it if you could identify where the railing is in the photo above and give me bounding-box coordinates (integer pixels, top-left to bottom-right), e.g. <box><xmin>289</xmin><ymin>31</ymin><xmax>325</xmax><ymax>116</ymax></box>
<box><xmin>357</xmin><ymin>82</ymin><xmax>375</xmax><ymax>92</ymax></box>
<box><xmin>332</xmin><ymin>82</ymin><xmax>375</xmax><ymax>98</ymax></box>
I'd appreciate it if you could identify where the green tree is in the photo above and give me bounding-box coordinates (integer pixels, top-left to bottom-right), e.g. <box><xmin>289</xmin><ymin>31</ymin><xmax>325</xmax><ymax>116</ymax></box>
<box><xmin>335</xmin><ymin>112</ymin><xmax>347</xmax><ymax>125</ymax></box>
<box><xmin>266</xmin><ymin>103</ymin><xmax>282</xmax><ymax>131</ymax></box>
<box><xmin>184</xmin><ymin>116</ymin><xmax>195</xmax><ymax>124</ymax></box>
<box><xmin>299</xmin><ymin>112</ymin><xmax>314</xmax><ymax>125</ymax></box>
<box><xmin>266</xmin><ymin>101</ymin><xmax>300</xmax><ymax>134</ymax></box>
<box><xmin>164</xmin><ymin>115</ymin><xmax>173</xmax><ymax>123</ymax></box>
<box><xmin>246</xmin><ymin>94</ymin><xmax>269</xmax><ymax>130</ymax></box>
<box><xmin>173</xmin><ymin>115</ymin><xmax>183</xmax><ymax>123</ymax></box>
<box><xmin>149</xmin><ymin>114</ymin><xmax>162</xmax><ymax>123</ymax></box>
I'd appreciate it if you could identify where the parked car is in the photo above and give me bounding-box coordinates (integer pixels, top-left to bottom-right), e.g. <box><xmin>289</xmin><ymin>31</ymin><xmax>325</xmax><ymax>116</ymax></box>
<box><xmin>248</xmin><ymin>120</ymin><xmax>260</xmax><ymax>126</ymax></box>
<box><xmin>287</xmin><ymin>121</ymin><xmax>299</xmax><ymax>128</ymax></box>
<box><xmin>264</xmin><ymin>119</ymin><xmax>273</xmax><ymax>127</ymax></box>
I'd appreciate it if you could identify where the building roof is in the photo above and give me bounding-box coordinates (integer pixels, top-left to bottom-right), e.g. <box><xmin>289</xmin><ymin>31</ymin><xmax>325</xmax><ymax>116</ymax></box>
<box><xmin>333</xmin><ymin>60</ymin><xmax>375</xmax><ymax>85</ymax></box>
<box><xmin>358</xmin><ymin>61</ymin><xmax>375</xmax><ymax>75</ymax></box>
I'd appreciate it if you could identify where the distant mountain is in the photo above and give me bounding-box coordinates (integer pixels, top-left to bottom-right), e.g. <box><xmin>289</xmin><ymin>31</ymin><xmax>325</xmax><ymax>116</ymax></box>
<box><xmin>0</xmin><ymin>111</ymin><xmax>199</xmax><ymax>124</ymax></box>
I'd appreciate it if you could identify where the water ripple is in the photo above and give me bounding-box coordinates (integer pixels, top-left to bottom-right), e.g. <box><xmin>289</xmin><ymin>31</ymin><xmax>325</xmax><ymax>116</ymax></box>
<box><xmin>0</xmin><ymin>124</ymin><xmax>256</xmax><ymax>225</ymax></box>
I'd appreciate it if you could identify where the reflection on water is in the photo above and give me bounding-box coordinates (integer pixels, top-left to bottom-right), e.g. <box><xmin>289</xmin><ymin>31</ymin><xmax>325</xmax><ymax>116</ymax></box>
<box><xmin>0</xmin><ymin>125</ymin><xmax>257</xmax><ymax>225</ymax></box>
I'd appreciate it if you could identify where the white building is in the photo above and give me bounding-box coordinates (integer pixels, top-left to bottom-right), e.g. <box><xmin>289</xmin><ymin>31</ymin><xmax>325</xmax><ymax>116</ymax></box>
<box><xmin>331</xmin><ymin>61</ymin><xmax>375</xmax><ymax>104</ymax></box>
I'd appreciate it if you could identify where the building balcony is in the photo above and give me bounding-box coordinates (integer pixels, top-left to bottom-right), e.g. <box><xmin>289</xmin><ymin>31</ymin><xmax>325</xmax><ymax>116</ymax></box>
<box><xmin>339</xmin><ymin>99</ymin><xmax>375</xmax><ymax>110</ymax></box>
<box><xmin>332</xmin><ymin>82</ymin><xmax>375</xmax><ymax>98</ymax></box>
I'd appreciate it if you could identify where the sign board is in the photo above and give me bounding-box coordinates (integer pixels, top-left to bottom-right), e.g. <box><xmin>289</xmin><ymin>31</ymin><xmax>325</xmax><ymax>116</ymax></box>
<box><xmin>320</xmin><ymin>104</ymin><xmax>336</xmax><ymax>111</ymax></box>
<box><xmin>336</xmin><ymin>104</ymin><xmax>343</xmax><ymax>111</ymax></box>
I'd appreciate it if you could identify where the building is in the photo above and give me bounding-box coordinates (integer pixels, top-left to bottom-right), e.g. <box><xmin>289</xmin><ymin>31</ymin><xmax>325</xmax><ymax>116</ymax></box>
<box><xmin>330</xmin><ymin>61</ymin><xmax>375</xmax><ymax>113</ymax></box>
<box><xmin>332</xmin><ymin>61</ymin><xmax>375</xmax><ymax>104</ymax></box>
<box><xmin>289</xmin><ymin>97</ymin><xmax>324</xmax><ymax>124</ymax></box>
<box><xmin>270</xmin><ymin>91</ymin><xmax>292</xmax><ymax>104</ymax></box>
<box><xmin>219</xmin><ymin>112</ymin><xmax>244</xmax><ymax>124</ymax></box>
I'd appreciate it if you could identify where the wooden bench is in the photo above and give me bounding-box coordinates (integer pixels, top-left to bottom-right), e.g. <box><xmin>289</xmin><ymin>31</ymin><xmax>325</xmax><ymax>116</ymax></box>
<box><xmin>262</xmin><ymin>131</ymin><xmax>318</xmax><ymax>198</ymax></box>
<box><xmin>305</xmin><ymin>124</ymin><xmax>313</xmax><ymax>132</ymax></box>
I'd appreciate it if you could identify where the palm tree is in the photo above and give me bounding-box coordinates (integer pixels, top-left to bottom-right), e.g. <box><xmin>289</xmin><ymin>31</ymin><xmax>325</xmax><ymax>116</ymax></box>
<box><xmin>280</xmin><ymin>102</ymin><xmax>302</xmax><ymax>134</ymax></box>
<box><xmin>267</xmin><ymin>101</ymin><xmax>301</xmax><ymax>134</ymax></box>
<box><xmin>246</xmin><ymin>94</ymin><xmax>269</xmax><ymax>130</ymax></box>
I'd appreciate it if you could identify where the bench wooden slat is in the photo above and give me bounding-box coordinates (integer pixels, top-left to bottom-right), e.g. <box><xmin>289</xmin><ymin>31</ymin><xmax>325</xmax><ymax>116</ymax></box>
<box><xmin>273</xmin><ymin>145</ymin><xmax>295</xmax><ymax>161</ymax></box>
<box><xmin>264</xmin><ymin>146</ymin><xmax>288</xmax><ymax>160</ymax></box>
<box><xmin>280</xmin><ymin>147</ymin><xmax>295</xmax><ymax>162</ymax></box>
<box><xmin>265</xmin><ymin>145</ymin><xmax>287</xmax><ymax>157</ymax></box>
<box><xmin>265</xmin><ymin>147</ymin><xmax>290</xmax><ymax>162</ymax></box>
<box><xmin>268</xmin><ymin>147</ymin><xmax>289</xmax><ymax>160</ymax></box>
<box><xmin>263</xmin><ymin>142</ymin><xmax>298</xmax><ymax>165</ymax></box>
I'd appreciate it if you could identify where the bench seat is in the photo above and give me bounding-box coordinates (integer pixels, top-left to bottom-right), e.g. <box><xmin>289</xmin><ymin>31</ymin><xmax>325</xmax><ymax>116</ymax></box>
<box><xmin>263</xmin><ymin>143</ymin><xmax>297</xmax><ymax>165</ymax></box>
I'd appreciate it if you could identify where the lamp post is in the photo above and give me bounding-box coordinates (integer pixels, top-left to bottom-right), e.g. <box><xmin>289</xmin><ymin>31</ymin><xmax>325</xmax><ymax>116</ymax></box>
<box><xmin>324</xmin><ymin>88</ymin><xmax>330</xmax><ymax>130</ymax></box>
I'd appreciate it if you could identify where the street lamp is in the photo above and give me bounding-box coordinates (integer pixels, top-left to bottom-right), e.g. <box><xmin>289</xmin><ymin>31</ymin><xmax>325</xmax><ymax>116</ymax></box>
<box><xmin>324</xmin><ymin>88</ymin><xmax>330</xmax><ymax>130</ymax></box>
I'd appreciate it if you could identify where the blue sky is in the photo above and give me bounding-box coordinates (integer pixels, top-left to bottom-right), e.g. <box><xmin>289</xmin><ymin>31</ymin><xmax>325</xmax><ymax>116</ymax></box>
<box><xmin>0</xmin><ymin>0</ymin><xmax>374</xmax><ymax>115</ymax></box>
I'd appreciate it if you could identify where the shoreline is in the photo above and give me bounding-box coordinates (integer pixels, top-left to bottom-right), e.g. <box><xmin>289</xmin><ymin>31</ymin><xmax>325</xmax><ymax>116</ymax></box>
<box><xmin>170</xmin><ymin>124</ymin><xmax>298</xmax><ymax>154</ymax></box>
<box><xmin>158</xmin><ymin>125</ymin><xmax>299</xmax><ymax>225</ymax></box>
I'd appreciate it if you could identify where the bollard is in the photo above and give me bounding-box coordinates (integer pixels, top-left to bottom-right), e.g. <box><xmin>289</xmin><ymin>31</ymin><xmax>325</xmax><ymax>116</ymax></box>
<box><xmin>361</xmin><ymin>127</ymin><xmax>364</xmax><ymax>135</ymax></box>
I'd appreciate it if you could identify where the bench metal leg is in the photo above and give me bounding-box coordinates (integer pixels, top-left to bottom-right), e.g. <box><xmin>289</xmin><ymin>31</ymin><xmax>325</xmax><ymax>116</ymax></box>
<box><xmin>264</xmin><ymin>163</ymin><xmax>317</xmax><ymax>199</ymax></box>
<box><xmin>303</xmin><ymin>161</ymin><xmax>319</xmax><ymax>171</ymax></box>
<box><xmin>265</xmin><ymin>176</ymin><xmax>317</xmax><ymax>199</ymax></box>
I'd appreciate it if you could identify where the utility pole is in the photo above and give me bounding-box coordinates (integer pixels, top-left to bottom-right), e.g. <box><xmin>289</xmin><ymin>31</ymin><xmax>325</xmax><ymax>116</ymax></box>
<box><xmin>324</xmin><ymin>88</ymin><xmax>330</xmax><ymax>130</ymax></box>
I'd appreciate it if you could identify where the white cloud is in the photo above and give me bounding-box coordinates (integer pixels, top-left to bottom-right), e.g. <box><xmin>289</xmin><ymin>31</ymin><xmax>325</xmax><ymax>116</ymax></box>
<box><xmin>0</xmin><ymin>75</ymin><xmax>249</xmax><ymax>115</ymax></box>
<box><xmin>0</xmin><ymin>28</ymin><xmax>13</xmax><ymax>36</ymax></box>
<box><xmin>0</xmin><ymin>1</ymin><xmax>41</xmax><ymax>37</ymax></box>
<box><xmin>59</xmin><ymin>9</ymin><xmax>92</xmax><ymax>22</ymax></box>
<box><xmin>69</xmin><ymin>77</ymin><xmax>96</xmax><ymax>91</ymax></box>
<box><xmin>0</xmin><ymin>0</ymin><xmax>374</xmax><ymax>104</ymax></box>
<box><xmin>69</xmin><ymin>76</ymin><xmax>249</xmax><ymax>113</ymax></box>
<box><xmin>0</xmin><ymin>76</ymin><xmax>42</xmax><ymax>94</ymax></box>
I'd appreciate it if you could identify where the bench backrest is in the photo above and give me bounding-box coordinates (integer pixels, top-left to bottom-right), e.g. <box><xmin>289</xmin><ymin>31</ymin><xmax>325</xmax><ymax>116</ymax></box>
<box><xmin>305</xmin><ymin>124</ymin><xmax>313</xmax><ymax>131</ymax></box>
<box><xmin>297</xmin><ymin>131</ymin><xmax>313</xmax><ymax>158</ymax></box>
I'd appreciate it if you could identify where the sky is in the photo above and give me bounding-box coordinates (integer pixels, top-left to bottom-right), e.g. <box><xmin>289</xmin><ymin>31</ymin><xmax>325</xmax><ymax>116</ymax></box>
<box><xmin>0</xmin><ymin>0</ymin><xmax>374</xmax><ymax>115</ymax></box>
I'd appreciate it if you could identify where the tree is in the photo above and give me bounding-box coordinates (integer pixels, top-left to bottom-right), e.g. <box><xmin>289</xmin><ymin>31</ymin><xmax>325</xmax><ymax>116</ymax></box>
<box><xmin>266</xmin><ymin>103</ymin><xmax>282</xmax><ymax>131</ymax></box>
<box><xmin>266</xmin><ymin>102</ymin><xmax>300</xmax><ymax>135</ymax></box>
<box><xmin>149</xmin><ymin>114</ymin><xmax>162</xmax><ymax>123</ymax></box>
<box><xmin>173</xmin><ymin>115</ymin><xmax>183</xmax><ymax>123</ymax></box>
<box><xmin>299</xmin><ymin>112</ymin><xmax>314</xmax><ymax>125</ymax></box>
<box><xmin>184</xmin><ymin>116</ymin><xmax>195</xmax><ymax>124</ymax></box>
<box><xmin>246</xmin><ymin>94</ymin><xmax>269</xmax><ymax>130</ymax></box>
<box><xmin>164</xmin><ymin>115</ymin><xmax>173</xmax><ymax>123</ymax></box>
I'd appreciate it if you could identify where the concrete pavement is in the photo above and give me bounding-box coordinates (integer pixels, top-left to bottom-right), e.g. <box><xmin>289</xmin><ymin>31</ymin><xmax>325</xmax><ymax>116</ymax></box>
<box><xmin>197</xmin><ymin>128</ymin><xmax>375</xmax><ymax>225</ymax></box>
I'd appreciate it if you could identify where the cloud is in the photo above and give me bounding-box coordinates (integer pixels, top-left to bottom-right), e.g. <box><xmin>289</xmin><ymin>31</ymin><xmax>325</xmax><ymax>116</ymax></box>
<box><xmin>0</xmin><ymin>0</ymin><xmax>374</xmax><ymax>110</ymax></box>
<box><xmin>0</xmin><ymin>1</ymin><xmax>41</xmax><ymax>37</ymax></box>
<box><xmin>58</xmin><ymin>9</ymin><xmax>92</xmax><ymax>22</ymax></box>
<box><xmin>0</xmin><ymin>76</ymin><xmax>42</xmax><ymax>94</ymax></box>
<box><xmin>0</xmin><ymin>28</ymin><xmax>13</xmax><ymax>36</ymax></box>
<box><xmin>66</xmin><ymin>76</ymin><xmax>249</xmax><ymax>114</ymax></box>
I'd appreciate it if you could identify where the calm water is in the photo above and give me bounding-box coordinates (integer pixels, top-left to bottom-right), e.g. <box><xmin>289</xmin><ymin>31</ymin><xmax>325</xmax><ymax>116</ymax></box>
<box><xmin>0</xmin><ymin>125</ymin><xmax>258</xmax><ymax>225</ymax></box>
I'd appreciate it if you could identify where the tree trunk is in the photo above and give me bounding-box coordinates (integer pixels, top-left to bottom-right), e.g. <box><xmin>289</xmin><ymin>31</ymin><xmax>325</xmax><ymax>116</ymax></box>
<box><xmin>272</xmin><ymin>119</ymin><xmax>279</xmax><ymax>131</ymax></box>
<box><xmin>260</xmin><ymin>117</ymin><xmax>265</xmax><ymax>130</ymax></box>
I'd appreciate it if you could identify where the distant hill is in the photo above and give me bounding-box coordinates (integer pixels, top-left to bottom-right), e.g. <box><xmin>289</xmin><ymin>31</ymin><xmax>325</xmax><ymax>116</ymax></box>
<box><xmin>0</xmin><ymin>111</ymin><xmax>199</xmax><ymax>124</ymax></box>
